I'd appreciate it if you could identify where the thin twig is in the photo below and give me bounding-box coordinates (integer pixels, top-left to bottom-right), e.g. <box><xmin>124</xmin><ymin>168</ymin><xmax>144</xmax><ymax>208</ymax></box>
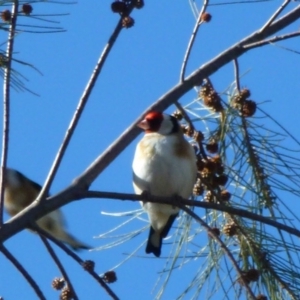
<box><xmin>209</xmin><ymin>0</ymin><xmax>275</xmax><ymax>5</ymax></box>
<box><xmin>36</xmin><ymin>5</ymin><xmax>135</xmax><ymax>202</ymax></box>
<box><xmin>260</xmin><ymin>0</ymin><xmax>291</xmax><ymax>32</ymax></box>
<box><xmin>0</xmin><ymin>244</ymin><xmax>46</xmax><ymax>300</ymax></box>
<box><xmin>174</xmin><ymin>101</ymin><xmax>195</xmax><ymax>130</ymax></box>
<box><xmin>268</xmin><ymin>42</ymin><xmax>300</xmax><ymax>55</ymax></box>
<box><xmin>189</xmin><ymin>0</ymin><xmax>199</xmax><ymax>19</ymax></box>
<box><xmin>2</xmin><ymin>183</ymin><xmax>300</xmax><ymax>253</ymax></box>
<box><xmin>180</xmin><ymin>0</ymin><xmax>209</xmax><ymax>82</ymax></box>
<box><xmin>82</xmin><ymin>191</ymin><xmax>300</xmax><ymax>238</ymax></box>
<box><xmin>243</xmin><ymin>31</ymin><xmax>300</xmax><ymax>50</ymax></box>
<box><xmin>233</xmin><ymin>58</ymin><xmax>241</xmax><ymax>92</ymax></box>
<box><xmin>174</xmin><ymin>100</ymin><xmax>208</xmax><ymax>158</ymax></box>
<box><xmin>39</xmin><ymin>234</ymin><xmax>79</xmax><ymax>300</ymax></box>
<box><xmin>179</xmin><ymin>205</ymin><xmax>256</xmax><ymax>300</ymax></box>
<box><xmin>0</xmin><ymin>1</ymin><xmax>19</xmax><ymax>226</ymax></box>
<box><xmin>35</xmin><ymin>226</ymin><xmax>120</xmax><ymax>300</ymax></box>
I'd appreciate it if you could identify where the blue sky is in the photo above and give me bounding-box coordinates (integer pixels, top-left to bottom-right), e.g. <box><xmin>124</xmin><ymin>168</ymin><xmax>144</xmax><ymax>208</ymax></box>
<box><xmin>1</xmin><ymin>1</ymin><xmax>300</xmax><ymax>299</ymax></box>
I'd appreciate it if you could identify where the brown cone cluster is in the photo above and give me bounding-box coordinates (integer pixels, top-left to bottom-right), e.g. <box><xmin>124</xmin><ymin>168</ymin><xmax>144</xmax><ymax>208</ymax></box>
<box><xmin>196</xmin><ymin>155</ymin><xmax>229</xmax><ymax>201</ymax></box>
<box><xmin>172</xmin><ymin>110</ymin><xmax>183</xmax><ymax>121</ymax></box>
<box><xmin>1</xmin><ymin>10</ymin><xmax>11</xmax><ymax>22</ymax></box>
<box><xmin>220</xmin><ymin>190</ymin><xmax>231</xmax><ymax>202</ymax></box>
<box><xmin>22</xmin><ymin>4</ymin><xmax>33</xmax><ymax>15</ymax></box>
<box><xmin>178</xmin><ymin>114</ymin><xmax>231</xmax><ymax>202</ymax></box>
<box><xmin>52</xmin><ymin>277</ymin><xmax>65</xmax><ymax>290</ymax></box>
<box><xmin>232</xmin><ymin>88</ymin><xmax>256</xmax><ymax>117</ymax></box>
<box><xmin>135</xmin><ymin>0</ymin><xmax>144</xmax><ymax>8</ymax></box>
<box><xmin>240</xmin><ymin>268</ymin><xmax>260</xmax><ymax>285</ymax></box>
<box><xmin>171</xmin><ymin>93</ymin><xmax>230</xmax><ymax>205</ymax></box>
<box><xmin>82</xmin><ymin>260</ymin><xmax>95</xmax><ymax>272</ymax></box>
<box><xmin>102</xmin><ymin>270</ymin><xmax>117</xmax><ymax>283</ymax></box>
<box><xmin>111</xmin><ymin>1</ymin><xmax>127</xmax><ymax>13</ymax></box>
<box><xmin>199</xmin><ymin>80</ymin><xmax>223</xmax><ymax>112</ymax></box>
<box><xmin>201</xmin><ymin>12</ymin><xmax>212</xmax><ymax>23</ymax></box>
<box><xmin>60</xmin><ymin>286</ymin><xmax>74</xmax><ymax>300</ymax></box>
<box><xmin>223</xmin><ymin>222</ymin><xmax>238</xmax><ymax>236</ymax></box>
<box><xmin>208</xmin><ymin>227</ymin><xmax>220</xmax><ymax>238</ymax></box>
<box><xmin>206</xmin><ymin>139</ymin><xmax>218</xmax><ymax>154</ymax></box>
<box><xmin>111</xmin><ymin>0</ymin><xmax>144</xmax><ymax>27</ymax></box>
<box><xmin>241</xmin><ymin>100</ymin><xmax>256</xmax><ymax>117</ymax></box>
<box><xmin>256</xmin><ymin>294</ymin><xmax>268</xmax><ymax>300</ymax></box>
<box><xmin>193</xmin><ymin>178</ymin><xmax>204</xmax><ymax>196</ymax></box>
<box><xmin>122</xmin><ymin>16</ymin><xmax>134</xmax><ymax>28</ymax></box>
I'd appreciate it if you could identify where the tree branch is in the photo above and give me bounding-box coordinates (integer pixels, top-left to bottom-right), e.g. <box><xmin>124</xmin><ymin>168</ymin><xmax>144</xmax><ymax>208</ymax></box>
<box><xmin>180</xmin><ymin>0</ymin><xmax>209</xmax><ymax>82</ymax></box>
<box><xmin>0</xmin><ymin>244</ymin><xmax>46</xmax><ymax>300</ymax></box>
<box><xmin>243</xmin><ymin>31</ymin><xmax>300</xmax><ymax>50</ymax></box>
<box><xmin>83</xmin><ymin>191</ymin><xmax>300</xmax><ymax>238</ymax></box>
<box><xmin>0</xmin><ymin>0</ymin><xmax>19</xmax><ymax>225</ymax></box>
<box><xmin>36</xmin><ymin>4</ymin><xmax>136</xmax><ymax>201</ymax></box>
<box><xmin>35</xmin><ymin>226</ymin><xmax>120</xmax><ymax>300</ymax></box>
<box><xmin>39</xmin><ymin>234</ymin><xmax>79</xmax><ymax>300</ymax></box>
<box><xmin>2</xmin><ymin>190</ymin><xmax>300</xmax><ymax>245</ymax></box>
<box><xmin>259</xmin><ymin>0</ymin><xmax>291</xmax><ymax>32</ymax></box>
<box><xmin>233</xmin><ymin>58</ymin><xmax>241</xmax><ymax>92</ymax></box>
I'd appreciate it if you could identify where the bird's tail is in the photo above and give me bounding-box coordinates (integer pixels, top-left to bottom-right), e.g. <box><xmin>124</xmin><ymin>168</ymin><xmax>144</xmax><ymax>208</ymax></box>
<box><xmin>146</xmin><ymin>227</ymin><xmax>162</xmax><ymax>257</ymax></box>
<box><xmin>145</xmin><ymin>214</ymin><xmax>178</xmax><ymax>257</ymax></box>
<box><xmin>36</xmin><ymin>212</ymin><xmax>90</xmax><ymax>251</ymax></box>
<box><xmin>60</xmin><ymin>232</ymin><xmax>91</xmax><ymax>251</ymax></box>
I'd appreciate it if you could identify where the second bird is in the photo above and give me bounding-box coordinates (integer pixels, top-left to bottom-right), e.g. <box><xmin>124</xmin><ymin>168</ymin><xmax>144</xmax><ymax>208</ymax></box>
<box><xmin>132</xmin><ymin>111</ymin><xmax>197</xmax><ymax>257</ymax></box>
<box><xmin>3</xmin><ymin>168</ymin><xmax>89</xmax><ymax>250</ymax></box>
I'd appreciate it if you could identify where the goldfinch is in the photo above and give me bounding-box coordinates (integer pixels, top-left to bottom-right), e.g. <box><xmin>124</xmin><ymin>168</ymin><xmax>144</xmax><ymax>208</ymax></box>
<box><xmin>3</xmin><ymin>168</ymin><xmax>89</xmax><ymax>250</ymax></box>
<box><xmin>132</xmin><ymin>111</ymin><xmax>197</xmax><ymax>257</ymax></box>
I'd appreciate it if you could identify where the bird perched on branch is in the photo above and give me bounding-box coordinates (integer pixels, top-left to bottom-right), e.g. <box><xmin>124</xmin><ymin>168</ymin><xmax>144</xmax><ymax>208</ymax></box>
<box><xmin>3</xmin><ymin>168</ymin><xmax>89</xmax><ymax>250</ymax></box>
<box><xmin>132</xmin><ymin>111</ymin><xmax>197</xmax><ymax>257</ymax></box>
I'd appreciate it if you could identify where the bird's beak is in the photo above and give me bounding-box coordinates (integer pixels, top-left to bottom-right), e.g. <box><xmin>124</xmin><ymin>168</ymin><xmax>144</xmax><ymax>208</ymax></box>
<box><xmin>137</xmin><ymin>119</ymin><xmax>150</xmax><ymax>130</ymax></box>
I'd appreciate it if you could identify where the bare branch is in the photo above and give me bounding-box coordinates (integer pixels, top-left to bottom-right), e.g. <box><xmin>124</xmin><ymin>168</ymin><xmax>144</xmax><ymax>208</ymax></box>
<box><xmin>233</xmin><ymin>58</ymin><xmax>241</xmax><ymax>92</ymax></box>
<box><xmin>39</xmin><ymin>234</ymin><xmax>79</xmax><ymax>300</ymax></box>
<box><xmin>260</xmin><ymin>0</ymin><xmax>291</xmax><ymax>32</ymax></box>
<box><xmin>0</xmin><ymin>1</ymin><xmax>19</xmax><ymax>225</ymax></box>
<box><xmin>2</xmin><ymin>190</ymin><xmax>300</xmax><ymax>245</ymax></box>
<box><xmin>36</xmin><ymin>5</ymin><xmax>136</xmax><ymax>201</ymax></box>
<box><xmin>0</xmin><ymin>244</ymin><xmax>46</xmax><ymax>300</ymax></box>
<box><xmin>82</xmin><ymin>191</ymin><xmax>300</xmax><ymax>238</ymax></box>
<box><xmin>180</xmin><ymin>0</ymin><xmax>209</xmax><ymax>82</ymax></box>
<box><xmin>174</xmin><ymin>101</ymin><xmax>195</xmax><ymax>130</ymax></box>
<box><xmin>209</xmin><ymin>0</ymin><xmax>276</xmax><ymax>6</ymax></box>
<box><xmin>243</xmin><ymin>31</ymin><xmax>300</xmax><ymax>49</ymax></box>
<box><xmin>36</xmin><ymin>227</ymin><xmax>120</xmax><ymax>300</ymax></box>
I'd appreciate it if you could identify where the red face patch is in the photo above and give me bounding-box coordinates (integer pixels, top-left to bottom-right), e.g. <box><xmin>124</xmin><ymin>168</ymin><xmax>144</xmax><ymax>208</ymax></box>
<box><xmin>144</xmin><ymin>111</ymin><xmax>164</xmax><ymax>133</ymax></box>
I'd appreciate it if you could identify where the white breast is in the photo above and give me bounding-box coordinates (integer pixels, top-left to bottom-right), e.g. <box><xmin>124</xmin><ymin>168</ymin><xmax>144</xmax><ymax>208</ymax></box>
<box><xmin>132</xmin><ymin>133</ymin><xmax>196</xmax><ymax>199</ymax></box>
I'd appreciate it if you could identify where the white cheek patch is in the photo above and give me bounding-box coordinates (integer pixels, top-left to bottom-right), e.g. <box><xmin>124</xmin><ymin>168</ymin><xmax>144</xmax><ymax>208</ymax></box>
<box><xmin>159</xmin><ymin>115</ymin><xmax>174</xmax><ymax>135</ymax></box>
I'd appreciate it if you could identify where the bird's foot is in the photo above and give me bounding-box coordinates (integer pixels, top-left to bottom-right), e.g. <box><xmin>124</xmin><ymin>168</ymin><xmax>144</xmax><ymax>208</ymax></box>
<box><xmin>141</xmin><ymin>190</ymin><xmax>151</xmax><ymax>202</ymax></box>
<box><xmin>172</xmin><ymin>195</ymin><xmax>183</xmax><ymax>209</ymax></box>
